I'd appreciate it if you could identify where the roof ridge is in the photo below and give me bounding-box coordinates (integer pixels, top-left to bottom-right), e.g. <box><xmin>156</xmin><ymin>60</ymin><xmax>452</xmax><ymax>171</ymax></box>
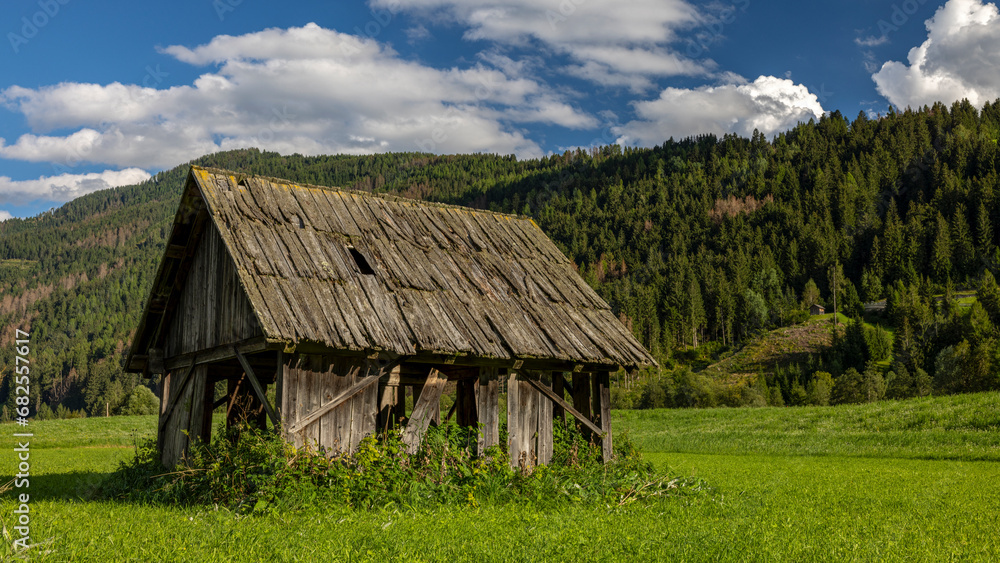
<box><xmin>190</xmin><ymin>165</ymin><xmax>530</xmax><ymax>221</ymax></box>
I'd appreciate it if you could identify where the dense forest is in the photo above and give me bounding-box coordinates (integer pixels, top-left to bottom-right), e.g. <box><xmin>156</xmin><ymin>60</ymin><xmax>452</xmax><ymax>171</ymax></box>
<box><xmin>1</xmin><ymin>99</ymin><xmax>999</xmax><ymax>417</ymax></box>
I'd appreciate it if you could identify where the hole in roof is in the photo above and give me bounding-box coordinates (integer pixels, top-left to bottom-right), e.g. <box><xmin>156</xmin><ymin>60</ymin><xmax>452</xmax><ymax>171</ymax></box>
<box><xmin>348</xmin><ymin>246</ymin><xmax>376</xmax><ymax>276</ymax></box>
<box><xmin>297</xmin><ymin>215</ymin><xmax>305</xmax><ymax>229</ymax></box>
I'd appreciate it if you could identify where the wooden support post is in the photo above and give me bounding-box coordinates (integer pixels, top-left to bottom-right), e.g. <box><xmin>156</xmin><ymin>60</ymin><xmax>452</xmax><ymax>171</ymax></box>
<box><xmin>594</xmin><ymin>370</ymin><xmax>612</xmax><ymax>462</ymax></box>
<box><xmin>572</xmin><ymin>372</ymin><xmax>593</xmax><ymax>440</ymax></box>
<box><xmin>507</xmin><ymin>371</ymin><xmax>522</xmax><ymax>468</ymax></box>
<box><xmin>551</xmin><ymin>371</ymin><xmax>565</xmax><ymax>422</ymax></box>
<box><xmin>456</xmin><ymin>378</ymin><xmax>478</xmax><ymax>427</ymax></box>
<box><xmin>476</xmin><ymin>367</ymin><xmax>499</xmax><ymax>456</ymax></box>
<box><xmin>158</xmin><ymin>359</ymin><xmax>197</xmax><ymax>435</ymax></box>
<box><xmin>377</xmin><ymin>383</ymin><xmax>397</xmax><ymax>432</ymax></box>
<box><xmin>274</xmin><ymin>350</ymin><xmax>285</xmax><ymax>421</ymax></box>
<box><xmin>537</xmin><ymin>372</ymin><xmax>553</xmax><ymax>465</ymax></box>
<box><xmin>401</xmin><ymin>368</ymin><xmax>447</xmax><ymax>454</ymax></box>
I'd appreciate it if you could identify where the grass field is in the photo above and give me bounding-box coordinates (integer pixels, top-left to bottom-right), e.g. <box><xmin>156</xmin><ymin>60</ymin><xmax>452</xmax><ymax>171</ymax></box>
<box><xmin>3</xmin><ymin>394</ymin><xmax>1000</xmax><ymax>561</ymax></box>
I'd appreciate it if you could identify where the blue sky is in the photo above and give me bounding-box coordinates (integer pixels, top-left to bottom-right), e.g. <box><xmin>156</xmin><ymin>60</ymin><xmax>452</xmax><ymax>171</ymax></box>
<box><xmin>1</xmin><ymin>0</ymin><xmax>997</xmax><ymax>218</ymax></box>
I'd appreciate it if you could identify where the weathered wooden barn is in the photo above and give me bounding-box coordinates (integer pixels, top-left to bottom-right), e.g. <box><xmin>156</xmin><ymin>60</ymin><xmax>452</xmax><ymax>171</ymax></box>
<box><xmin>126</xmin><ymin>166</ymin><xmax>656</xmax><ymax>468</ymax></box>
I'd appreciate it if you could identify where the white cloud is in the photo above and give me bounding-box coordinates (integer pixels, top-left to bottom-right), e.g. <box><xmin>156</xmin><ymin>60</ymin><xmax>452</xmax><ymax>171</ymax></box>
<box><xmin>0</xmin><ymin>23</ymin><xmax>598</xmax><ymax>169</ymax></box>
<box><xmin>0</xmin><ymin>211</ymin><xmax>12</xmax><ymax>221</ymax></box>
<box><xmin>872</xmin><ymin>0</ymin><xmax>1000</xmax><ymax>109</ymax></box>
<box><xmin>375</xmin><ymin>0</ymin><xmax>709</xmax><ymax>90</ymax></box>
<box><xmin>855</xmin><ymin>35</ymin><xmax>889</xmax><ymax>48</ymax></box>
<box><xmin>613</xmin><ymin>76</ymin><xmax>825</xmax><ymax>144</ymax></box>
<box><xmin>0</xmin><ymin>168</ymin><xmax>151</xmax><ymax>206</ymax></box>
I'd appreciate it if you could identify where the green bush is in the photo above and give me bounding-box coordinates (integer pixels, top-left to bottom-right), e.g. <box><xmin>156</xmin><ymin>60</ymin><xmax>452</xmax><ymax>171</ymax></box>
<box><xmin>99</xmin><ymin>421</ymin><xmax>710</xmax><ymax>512</ymax></box>
<box><xmin>119</xmin><ymin>386</ymin><xmax>159</xmax><ymax>416</ymax></box>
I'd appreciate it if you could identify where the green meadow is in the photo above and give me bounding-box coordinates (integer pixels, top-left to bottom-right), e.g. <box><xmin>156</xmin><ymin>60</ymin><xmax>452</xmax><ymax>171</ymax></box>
<box><xmin>3</xmin><ymin>394</ymin><xmax>1000</xmax><ymax>562</ymax></box>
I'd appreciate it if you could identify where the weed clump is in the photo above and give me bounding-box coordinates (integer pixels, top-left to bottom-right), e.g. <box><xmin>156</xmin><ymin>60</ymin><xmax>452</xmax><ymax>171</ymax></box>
<box><xmin>99</xmin><ymin>421</ymin><xmax>709</xmax><ymax>512</ymax></box>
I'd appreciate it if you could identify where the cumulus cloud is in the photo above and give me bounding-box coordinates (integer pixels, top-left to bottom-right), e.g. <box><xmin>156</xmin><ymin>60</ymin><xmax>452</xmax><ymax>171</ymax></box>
<box><xmin>613</xmin><ymin>76</ymin><xmax>825</xmax><ymax>144</ymax></box>
<box><xmin>0</xmin><ymin>168</ymin><xmax>151</xmax><ymax>206</ymax></box>
<box><xmin>375</xmin><ymin>0</ymin><xmax>709</xmax><ymax>90</ymax></box>
<box><xmin>873</xmin><ymin>0</ymin><xmax>1000</xmax><ymax>109</ymax></box>
<box><xmin>0</xmin><ymin>23</ymin><xmax>598</xmax><ymax>168</ymax></box>
<box><xmin>0</xmin><ymin>211</ymin><xmax>12</xmax><ymax>221</ymax></box>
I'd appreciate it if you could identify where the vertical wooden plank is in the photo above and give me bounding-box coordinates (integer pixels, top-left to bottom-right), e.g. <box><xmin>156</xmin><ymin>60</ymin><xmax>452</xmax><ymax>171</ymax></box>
<box><xmin>349</xmin><ymin>360</ymin><xmax>377</xmax><ymax>452</ymax></box>
<box><xmin>595</xmin><ymin>370</ymin><xmax>612</xmax><ymax>462</ymax></box>
<box><xmin>295</xmin><ymin>355</ymin><xmax>312</xmax><ymax>449</ymax></box>
<box><xmin>507</xmin><ymin>371</ymin><xmax>523</xmax><ymax>468</ymax></box>
<box><xmin>572</xmin><ymin>373</ymin><xmax>593</xmax><ymax>440</ymax></box>
<box><xmin>172</xmin><ymin>366</ymin><xmax>197</xmax><ymax>466</ymax></box>
<box><xmin>157</xmin><ymin>371</ymin><xmax>171</xmax><ymax>466</ymax></box>
<box><xmin>187</xmin><ymin>365</ymin><xmax>208</xmax><ymax>447</ymax></box>
<box><xmin>520</xmin><ymin>377</ymin><xmax>538</xmax><ymax>466</ymax></box>
<box><xmin>313</xmin><ymin>355</ymin><xmax>334</xmax><ymax>453</ymax></box>
<box><xmin>376</xmin><ymin>382</ymin><xmax>395</xmax><ymax>433</ymax></box>
<box><xmin>476</xmin><ymin>367</ymin><xmax>499</xmax><ymax>455</ymax></box>
<box><xmin>377</xmin><ymin>365</ymin><xmax>401</xmax><ymax>433</ymax></box>
<box><xmin>401</xmin><ymin>368</ymin><xmax>448</xmax><ymax>454</ymax></box>
<box><xmin>274</xmin><ymin>350</ymin><xmax>285</xmax><ymax>426</ymax></box>
<box><xmin>157</xmin><ymin>371</ymin><xmax>172</xmax><ymax>454</ymax></box>
<box><xmin>286</xmin><ymin>355</ymin><xmax>304</xmax><ymax>449</ymax></box>
<box><xmin>537</xmin><ymin>372</ymin><xmax>553</xmax><ymax>465</ymax></box>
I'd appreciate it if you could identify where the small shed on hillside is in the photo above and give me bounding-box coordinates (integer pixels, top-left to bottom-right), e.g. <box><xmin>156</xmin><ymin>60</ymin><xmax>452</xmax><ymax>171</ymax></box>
<box><xmin>810</xmin><ymin>304</ymin><xmax>825</xmax><ymax>315</ymax></box>
<box><xmin>126</xmin><ymin>166</ymin><xmax>656</xmax><ymax>468</ymax></box>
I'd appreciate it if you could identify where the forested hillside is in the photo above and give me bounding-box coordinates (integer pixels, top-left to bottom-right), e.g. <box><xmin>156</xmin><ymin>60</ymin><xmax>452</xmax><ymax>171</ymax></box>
<box><xmin>1</xmin><ymin>99</ymin><xmax>999</xmax><ymax>417</ymax></box>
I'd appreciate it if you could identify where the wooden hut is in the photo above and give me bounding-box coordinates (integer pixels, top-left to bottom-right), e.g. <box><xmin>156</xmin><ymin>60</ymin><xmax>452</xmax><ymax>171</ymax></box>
<box><xmin>126</xmin><ymin>166</ymin><xmax>656</xmax><ymax>468</ymax></box>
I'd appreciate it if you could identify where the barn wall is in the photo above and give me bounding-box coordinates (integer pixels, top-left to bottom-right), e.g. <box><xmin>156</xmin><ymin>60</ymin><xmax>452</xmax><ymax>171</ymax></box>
<box><xmin>165</xmin><ymin>224</ymin><xmax>261</xmax><ymax>358</ymax></box>
<box><xmin>281</xmin><ymin>354</ymin><xmax>378</xmax><ymax>455</ymax></box>
<box><xmin>507</xmin><ymin>372</ymin><xmax>553</xmax><ymax>467</ymax></box>
<box><xmin>158</xmin><ymin>364</ymin><xmax>211</xmax><ymax>468</ymax></box>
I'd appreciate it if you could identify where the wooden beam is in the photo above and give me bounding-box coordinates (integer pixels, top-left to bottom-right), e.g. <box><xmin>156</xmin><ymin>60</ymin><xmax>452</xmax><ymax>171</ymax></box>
<box><xmin>287</xmin><ymin>356</ymin><xmax>407</xmax><ymax>435</ymax></box>
<box><xmin>212</xmin><ymin>394</ymin><xmax>229</xmax><ymax>411</ymax></box>
<box><xmin>158</xmin><ymin>358</ymin><xmax>197</xmax><ymax>433</ymax></box>
<box><xmin>402</xmin><ymin>368</ymin><xmax>447</xmax><ymax>454</ymax></box>
<box><xmin>165</xmin><ymin>337</ymin><xmax>271</xmax><ymax>371</ymax></box>
<box><xmin>522</xmin><ymin>374</ymin><xmax>603</xmax><ymax>437</ymax></box>
<box><xmin>233</xmin><ymin>346</ymin><xmax>280</xmax><ymax>430</ymax></box>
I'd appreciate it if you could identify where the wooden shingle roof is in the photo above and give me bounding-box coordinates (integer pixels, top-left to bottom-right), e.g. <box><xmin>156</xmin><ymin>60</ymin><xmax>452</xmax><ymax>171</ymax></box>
<box><xmin>128</xmin><ymin>166</ymin><xmax>656</xmax><ymax>371</ymax></box>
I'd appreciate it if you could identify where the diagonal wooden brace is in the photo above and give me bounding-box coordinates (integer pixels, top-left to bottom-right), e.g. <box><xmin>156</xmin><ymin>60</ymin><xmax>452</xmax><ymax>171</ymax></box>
<box><xmin>523</xmin><ymin>374</ymin><xmax>603</xmax><ymax>437</ymax></box>
<box><xmin>288</xmin><ymin>355</ymin><xmax>407</xmax><ymax>435</ymax></box>
<box><xmin>158</xmin><ymin>357</ymin><xmax>197</xmax><ymax>434</ymax></box>
<box><xmin>233</xmin><ymin>346</ymin><xmax>280</xmax><ymax>430</ymax></box>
